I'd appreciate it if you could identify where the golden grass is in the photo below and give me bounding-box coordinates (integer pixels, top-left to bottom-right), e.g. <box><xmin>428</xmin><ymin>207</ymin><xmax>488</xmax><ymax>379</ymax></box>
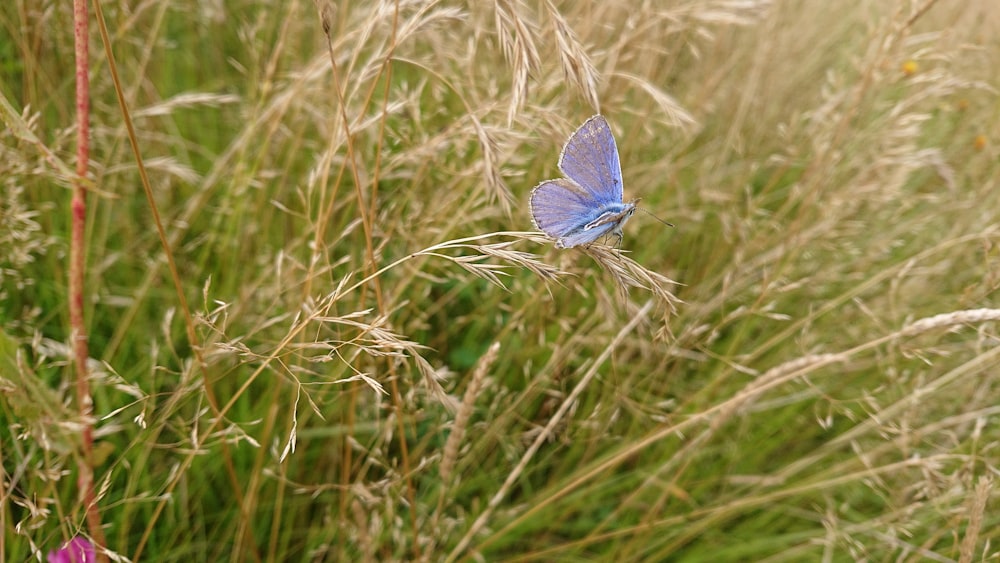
<box><xmin>1</xmin><ymin>0</ymin><xmax>999</xmax><ymax>560</ymax></box>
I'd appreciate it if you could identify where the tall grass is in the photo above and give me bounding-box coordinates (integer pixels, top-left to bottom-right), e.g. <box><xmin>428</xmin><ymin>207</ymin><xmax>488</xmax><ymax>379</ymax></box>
<box><xmin>2</xmin><ymin>0</ymin><xmax>999</xmax><ymax>561</ymax></box>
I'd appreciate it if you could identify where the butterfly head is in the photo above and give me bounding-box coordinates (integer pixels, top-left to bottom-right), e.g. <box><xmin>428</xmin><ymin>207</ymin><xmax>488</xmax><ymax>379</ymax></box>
<box><xmin>625</xmin><ymin>198</ymin><xmax>640</xmax><ymax>216</ymax></box>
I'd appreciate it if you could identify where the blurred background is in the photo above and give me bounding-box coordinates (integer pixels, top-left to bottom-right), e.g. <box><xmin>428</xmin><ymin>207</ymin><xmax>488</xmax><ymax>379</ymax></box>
<box><xmin>2</xmin><ymin>0</ymin><xmax>998</xmax><ymax>560</ymax></box>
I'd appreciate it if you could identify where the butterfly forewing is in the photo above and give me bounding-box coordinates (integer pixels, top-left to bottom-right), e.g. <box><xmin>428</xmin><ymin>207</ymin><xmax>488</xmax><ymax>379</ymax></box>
<box><xmin>557</xmin><ymin>115</ymin><xmax>624</xmax><ymax>206</ymax></box>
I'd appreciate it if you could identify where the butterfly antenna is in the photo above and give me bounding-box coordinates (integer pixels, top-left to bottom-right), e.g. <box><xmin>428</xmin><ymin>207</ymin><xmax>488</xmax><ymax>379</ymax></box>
<box><xmin>639</xmin><ymin>207</ymin><xmax>674</xmax><ymax>228</ymax></box>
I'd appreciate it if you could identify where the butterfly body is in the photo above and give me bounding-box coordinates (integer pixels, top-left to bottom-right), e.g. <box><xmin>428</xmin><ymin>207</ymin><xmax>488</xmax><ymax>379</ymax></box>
<box><xmin>530</xmin><ymin>115</ymin><xmax>637</xmax><ymax>248</ymax></box>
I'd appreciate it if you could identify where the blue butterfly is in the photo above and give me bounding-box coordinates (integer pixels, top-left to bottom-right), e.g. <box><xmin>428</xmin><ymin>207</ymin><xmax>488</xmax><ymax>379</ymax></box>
<box><xmin>530</xmin><ymin>115</ymin><xmax>639</xmax><ymax>249</ymax></box>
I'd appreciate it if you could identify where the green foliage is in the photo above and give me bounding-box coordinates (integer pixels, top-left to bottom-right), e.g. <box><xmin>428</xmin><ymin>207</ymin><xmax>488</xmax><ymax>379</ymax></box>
<box><xmin>2</xmin><ymin>0</ymin><xmax>999</xmax><ymax>561</ymax></box>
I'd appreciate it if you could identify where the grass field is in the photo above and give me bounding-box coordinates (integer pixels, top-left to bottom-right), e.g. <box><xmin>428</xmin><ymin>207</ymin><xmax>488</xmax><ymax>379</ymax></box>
<box><xmin>3</xmin><ymin>0</ymin><xmax>999</xmax><ymax>561</ymax></box>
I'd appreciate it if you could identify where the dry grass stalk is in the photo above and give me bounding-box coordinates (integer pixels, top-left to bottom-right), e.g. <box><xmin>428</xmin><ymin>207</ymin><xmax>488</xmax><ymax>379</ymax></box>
<box><xmin>446</xmin><ymin>301</ymin><xmax>655</xmax><ymax>562</ymax></box>
<box><xmin>958</xmin><ymin>476</ymin><xmax>992</xmax><ymax>563</ymax></box>
<box><xmin>900</xmin><ymin>308</ymin><xmax>1000</xmax><ymax>337</ymax></box>
<box><xmin>493</xmin><ymin>0</ymin><xmax>541</xmax><ymax>124</ymax></box>
<box><xmin>439</xmin><ymin>341</ymin><xmax>500</xmax><ymax>485</ymax></box>
<box><xmin>543</xmin><ymin>0</ymin><xmax>600</xmax><ymax>110</ymax></box>
<box><xmin>580</xmin><ymin>244</ymin><xmax>681</xmax><ymax>311</ymax></box>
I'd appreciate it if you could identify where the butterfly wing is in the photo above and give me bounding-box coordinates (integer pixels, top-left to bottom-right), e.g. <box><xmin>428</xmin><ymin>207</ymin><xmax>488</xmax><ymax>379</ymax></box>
<box><xmin>558</xmin><ymin>115</ymin><xmax>623</xmax><ymax>206</ymax></box>
<box><xmin>554</xmin><ymin>216</ymin><xmax>621</xmax><ymax>248</ymax></box>
<box><xmin>530</xmin><ymin>178</ymin><xmax>605</xmax><ymax>246</ymax></box>
<box><xmin>556</xmin><ymin>202</ymin><xmax>636</xmax><ymax>248</ymax></box>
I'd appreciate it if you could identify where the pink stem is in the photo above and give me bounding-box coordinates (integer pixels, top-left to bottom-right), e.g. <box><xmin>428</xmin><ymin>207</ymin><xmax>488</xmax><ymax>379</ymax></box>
<box><xmin>71</xmin><ymin>0</ymin><xmax>106</xmax><ymax>555</ymax></box>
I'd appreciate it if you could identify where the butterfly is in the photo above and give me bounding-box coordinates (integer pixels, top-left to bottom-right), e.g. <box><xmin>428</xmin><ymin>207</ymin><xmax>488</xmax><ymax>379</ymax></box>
<box><xmin>530</xmin><ymin>115</ymin><xmax>642</xmax><ymax>249</ymax></box>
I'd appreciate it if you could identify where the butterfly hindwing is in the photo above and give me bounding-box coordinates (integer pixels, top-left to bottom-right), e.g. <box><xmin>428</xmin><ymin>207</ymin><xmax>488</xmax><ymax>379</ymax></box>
<box><xmin>530</xmin><ymin>178</ymin><xmax>602</xmax><ymax>239</ymax></box>
<box><xmin>531</xmin><ymin>178</ymin><xmax>635</xmax><ymax>248</ymax></box>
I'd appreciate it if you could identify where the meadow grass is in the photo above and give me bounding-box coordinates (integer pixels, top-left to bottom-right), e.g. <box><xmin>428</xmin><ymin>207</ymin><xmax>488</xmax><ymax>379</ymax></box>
<box><xmin>2</xmin><ymin>0</ymin><xmax>999</xmax><ymax>561</ymax></box>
